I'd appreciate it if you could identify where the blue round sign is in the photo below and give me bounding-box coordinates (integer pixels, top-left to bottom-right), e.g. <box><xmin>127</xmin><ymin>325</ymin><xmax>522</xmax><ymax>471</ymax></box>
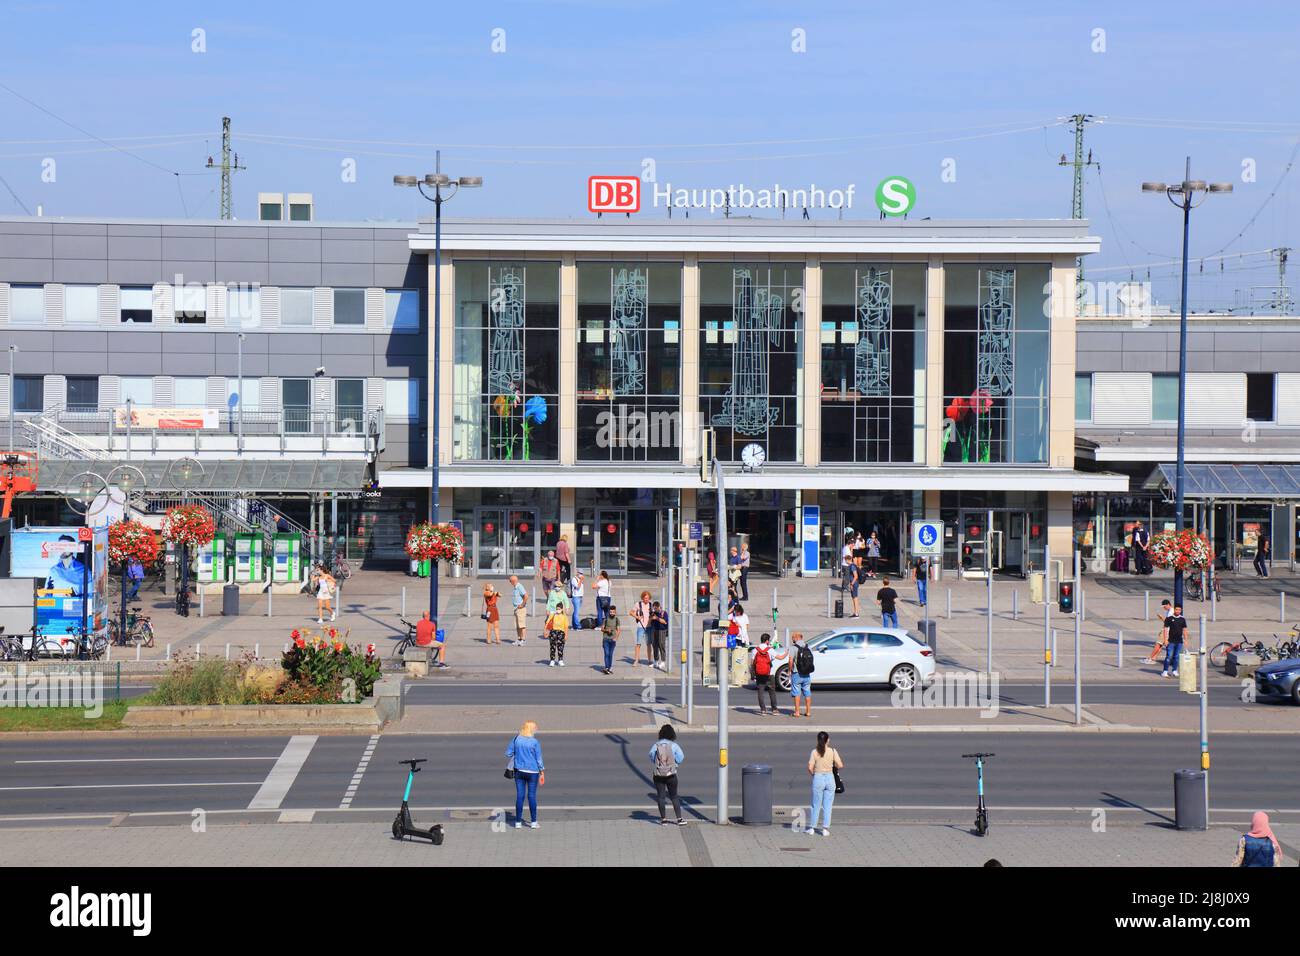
<box><xmin>918</xmin><ymin>524</ymin><xmax>938</xmax><ymax>547</ymax></box>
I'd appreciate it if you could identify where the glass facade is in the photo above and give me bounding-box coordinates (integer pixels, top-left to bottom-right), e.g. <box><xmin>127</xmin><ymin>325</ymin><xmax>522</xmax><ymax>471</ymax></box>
<box><xmin>453</xmin><ymin>261</ymin><xmax>560</xmax><ymax>462</ymax></box>
<box><xmin>942</xmin><ymin>264</ymin><xmax>1051</xmax><ymax>464</ymax></box>
<box><xmin>576</xmin><ymin>262</ymin><xmax>682</xmax><ymax>462</ymax></box>
<box><xmin>820</xmin><ymin>263</ymin><xmax>926</xmax><ymax>463</ymax></box>
<box><xmin>699</xmin><ymin>262</ymin><xmax>803</xmax><ymax>462</ymax></box>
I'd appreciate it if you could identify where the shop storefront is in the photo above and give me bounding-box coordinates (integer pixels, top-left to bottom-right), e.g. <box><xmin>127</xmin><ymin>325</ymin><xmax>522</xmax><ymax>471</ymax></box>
<box><xmin>938</xmin><ymin>490</ymin><xmax>1047</xmax><ymax>577</ymax></box>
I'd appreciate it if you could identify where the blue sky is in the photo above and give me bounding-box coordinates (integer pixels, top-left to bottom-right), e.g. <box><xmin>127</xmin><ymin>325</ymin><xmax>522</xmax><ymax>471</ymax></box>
<box><xmin>1</xmin><ymin>0</ymin><xmax>1297</xmax><ymax>309</ymax></box>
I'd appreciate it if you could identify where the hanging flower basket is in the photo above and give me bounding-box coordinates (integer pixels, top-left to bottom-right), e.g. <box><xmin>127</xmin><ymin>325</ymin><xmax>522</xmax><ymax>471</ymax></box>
<box><xmin>405</xmin><ymin>521</ymin><xmax>464</xmax><ymax>564</ymax></box>
<box><xmin>108</xmin><ymin>519</ymin><xmax>160</xmax><ymax>565</ymax></box>
<box><xmin>1149</xmin><ymin>529</ymin><xmax>1214</xmax><ymax>572</ymax></box>
<box><xmin>162</xmin><ymin>504</ymin><xmax>217</xmax><ymax>548</ymax></box>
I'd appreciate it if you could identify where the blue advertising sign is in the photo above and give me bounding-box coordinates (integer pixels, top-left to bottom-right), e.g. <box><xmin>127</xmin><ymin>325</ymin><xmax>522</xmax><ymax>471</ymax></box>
<box><xmin>801</xmin><ymin>505</ymin><xmax>820</xmax><ymax>575</ymax></box>
<box><xmin>12</xmin><ymin>527</ymin><xmax>108</xmax><ymax>636</ymax></box>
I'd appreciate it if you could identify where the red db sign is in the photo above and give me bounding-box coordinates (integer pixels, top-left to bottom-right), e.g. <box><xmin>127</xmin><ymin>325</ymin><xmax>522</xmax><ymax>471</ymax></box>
<box><xmin>588</xmin><ymin>176</ymin><xmax>640</xmax><ymax>214</ymax></box>
<box><xmin>78</xmin><ymin>527</ymin><xmax>93</xmax><ymax>542</ymax></box>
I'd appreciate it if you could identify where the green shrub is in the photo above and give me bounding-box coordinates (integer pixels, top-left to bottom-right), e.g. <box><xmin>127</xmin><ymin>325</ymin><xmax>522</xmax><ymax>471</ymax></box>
<box><xmin>144</xmin><ymin>658</ymin><xmax>244</xmax><ymax>706</ymax></box>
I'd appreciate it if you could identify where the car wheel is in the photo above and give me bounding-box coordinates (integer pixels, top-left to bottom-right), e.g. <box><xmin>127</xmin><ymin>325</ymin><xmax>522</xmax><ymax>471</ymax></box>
<box><xmin>890</xmin><ymin>663</ymin><xmax>918</xmax><ymax>691</ymax></box>
<box><xmin>1292</xmin><ymin>681</ymin><xmax>1300</xmax><ymax>706</ymax></box>
<box><xmin>775</xmin><ymin>665</ymin><xmax>792</xmax><ymax>693</ymax></box>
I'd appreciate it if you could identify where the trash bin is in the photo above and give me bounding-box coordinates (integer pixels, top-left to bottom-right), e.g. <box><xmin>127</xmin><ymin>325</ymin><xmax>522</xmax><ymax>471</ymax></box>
<box><xmin>1173</xmin><ymin>769</ymin><xmax>1207</xmax><ymax>830</ymax></box>
<box><xmin>1028</xmin><ymin>571</ymin><xmax>1045</xmax><ymax>604</ymax></box>
<box><xmin>222</xmin><ymin>584</ymin><xmax>240</xmax><ymax>617</ymax></box>
<box><xmin>917</xmin><ymin>619</ymin><xmax>937</xmax><ymax>656</ymax></box>
<box><xmin>741</xmin><ymin>764</ymin><xmax>773</xmax><ymax>825</ymax></box>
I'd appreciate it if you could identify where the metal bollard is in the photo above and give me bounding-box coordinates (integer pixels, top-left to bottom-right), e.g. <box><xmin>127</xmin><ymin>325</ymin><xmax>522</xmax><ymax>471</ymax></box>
<box><xmin>106</xmin><ymin>643</ymin><xmax>111</xmax><ymax>662</ymax></box>
<box><xmin>401</xmin><ymin>586</ymin><xmax>407</xmax><ymax>618</ymax></box>
<box><xmin>165</xmin><ymin>643</ymin><xmax>172</xmax><ymax>661</ymax></box>
<box><xmin>225</xmin><ymin>643</ymin><xmax>230</xmax><ymax>661</ymax></box>
<box><xmin>826</xmin><ymin>587</ymin><xmax>832</xmax><ymax>618</ymax></box>
<box><xmin>255</xmin><ymin>643</ymin><xmax>260</xmax><ymax>660</ymax></box>
<box><xmin>1144</xmin><ymin>590</ymin><xmax>1149</xmax><ymax>621</ymax></box>
<box><xmin>199</xmin><ymin>588</ymin><xmax>205</xmax><ymax>618</ymax></box>
<box><xmin>946</xmin><ymin>589</ymin><xmax>952</xmax><ymax>620</ymax></box>
<box><xmin>1281</xmin><ymin>591</ymin><xmax>1286</xmax><ymax>624</ymax></box>
<box><xmin>267</xmin><ymin>587</ymin><xmax>273</xmax><ymax>618</ymax></box>
<box><xmin>1117</xmin><ymin>629</ymin><xmax>1123</xmax><ymax>669</ymax></box>
<box><xmin>1012</xmin><ymin>589</ymin><xmax>1019</xmax><ymax>620</ymax></box>
<box><xmin>465</xmin><ymin>585</ymin><xmax>471</xmax><ymax>617</ymax></box>
<box><xmin>1211</xmin><ymin>584</ymin><xmax>1216</xmax><ymax>623</ymax></box>
<box><xmin>135</xmin><ymin>642</ymin><xmax>141</xmax><ymax>662</ymax></box>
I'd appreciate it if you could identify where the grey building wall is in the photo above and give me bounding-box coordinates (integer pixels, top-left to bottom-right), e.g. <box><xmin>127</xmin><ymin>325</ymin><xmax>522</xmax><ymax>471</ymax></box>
<box><xmin>1076</xmin><ymin>321</ymin><xmax>1300</xmax><ymax>374</ymax></box>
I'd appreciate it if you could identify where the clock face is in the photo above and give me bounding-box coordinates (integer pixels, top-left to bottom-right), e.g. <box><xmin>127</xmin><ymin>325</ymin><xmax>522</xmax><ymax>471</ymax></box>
<box><xmin>740</xmin><ymin>443</ymin><xmax>766</xmax><ymax>468</ymax></box>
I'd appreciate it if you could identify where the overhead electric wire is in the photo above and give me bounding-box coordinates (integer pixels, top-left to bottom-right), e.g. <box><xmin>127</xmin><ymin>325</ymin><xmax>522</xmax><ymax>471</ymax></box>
<box><xmin>1204</xmin><ymin>137</ymin><xmax>1300</xmax><ymax>257</ymax></box>
<box><xmin>0</xmin><ymin>170</ymin><xmax>32</xmax><ymax>215</ymax></box>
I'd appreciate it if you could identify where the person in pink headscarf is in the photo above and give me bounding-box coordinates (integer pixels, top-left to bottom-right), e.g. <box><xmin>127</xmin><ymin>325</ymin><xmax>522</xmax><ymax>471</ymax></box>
<box><xmin>1232</xmin><ymin>811</ymin><xmax>1283</xmax><ymax>867</ymax></box>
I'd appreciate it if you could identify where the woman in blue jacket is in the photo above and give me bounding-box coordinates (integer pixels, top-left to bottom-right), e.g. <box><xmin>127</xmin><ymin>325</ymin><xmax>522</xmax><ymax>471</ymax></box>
<box><xmin>506</xmin><ymin>721</ymin><xmax>545</xmax><ymax>829</ymax></box>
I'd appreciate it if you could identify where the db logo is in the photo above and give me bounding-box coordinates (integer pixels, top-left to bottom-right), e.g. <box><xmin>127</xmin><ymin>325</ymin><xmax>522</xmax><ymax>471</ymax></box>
<box><xmin>78</xmin><ymin>527</ymin><xmax>93</xmax><ymax>542</ymax></box>
<box><xmin>588</xmin><ymin>176</ymin><xmax>640</xmax><ymax>214</ymax></box>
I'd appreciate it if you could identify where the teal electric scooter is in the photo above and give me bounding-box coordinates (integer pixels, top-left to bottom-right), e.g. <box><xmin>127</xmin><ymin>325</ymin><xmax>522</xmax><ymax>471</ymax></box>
<box><xmin>962</xmin><ymin>752</ymin><xmax>995</xmax><ymax>836</ymax></box>
<box><xmin>392</xmin><ymin>758</ymin><xmax>444</xmax><ymax>844</ymax></box>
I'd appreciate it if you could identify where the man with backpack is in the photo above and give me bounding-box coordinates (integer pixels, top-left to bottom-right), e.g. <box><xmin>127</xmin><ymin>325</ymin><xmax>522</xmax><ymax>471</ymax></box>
<box><xmin>790</xmin><ymin>631</ymin><xmax>815</xmax><ymax>718</ymax></box>
<box><xmin>649</xmin><ymin>724</ymin><xmax>687</xmax><ymax>826</ymax></box>
<box><xmin>752</xmin><ymin>632</ymin><xmax>780</xmax><ymax>715</ymax></box>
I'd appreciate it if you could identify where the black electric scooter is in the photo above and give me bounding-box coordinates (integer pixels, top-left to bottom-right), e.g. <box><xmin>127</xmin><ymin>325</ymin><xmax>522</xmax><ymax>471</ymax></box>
<box><xmin>962</xmin><ymin>752</ymin><xmax>995</xmax><ymax>836</ymax></box>
<box><xmin>392</xmin><ymin>758</ymin><xmax>444</xmax><ymax>844</ymax></box>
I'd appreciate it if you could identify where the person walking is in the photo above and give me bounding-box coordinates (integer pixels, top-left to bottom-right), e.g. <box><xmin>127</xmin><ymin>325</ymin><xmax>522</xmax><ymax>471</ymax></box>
<box><xmin>545</xmin><ymin>601</ymin><xmax>570</xmax><ymax>667</ymax></box>
<box><xmin>510</xmin><ymin>574</ymin><xmax>529</xmax><ymax>646</ymax></box>
<box><xmin>876</xmin><ymin>577</ymin><xmax>899</xmax><ymax>629</ymax></box>
<box><xmin>314</xmin><ymin>564</ymin><xmax>336</xmax><ymax>624</ymax></box>
<box><xmin>505</xmin><ymin>721</ymin><xmax>544</xmax><ymax>829</ymax></box>
<box><xmin>1161</xmin><ymin>603</ymin><xmax>1188</xmax><ymax>678</ymax></box>
<box><xmin>1232</xmin><ymin>811</ymin><xmax>1283</xmax><ymax>866</ymax></box>
<box><xmin>912</xmin><ymin>558</ymin><xmax>927</xmax><ymax>609</ymax></box>
<box><xmin>1254</xmin><ymin>533</ymin><xmax>1271</xmax><ymax>577</ymax></box>
<box><xmin>738</xmin><ymin>541</ymin><xmax>751</xmax><ymax>602</ymax></box>
<box><xmin>568</xmin><ymin>569</ymin><xmax>586</xmax><ymax>628</ymax></box>
<box><xmin>649</xmin><ymin>600</ymin><xmax>669</xmax><ymax>669</ymax></box>
<box><xmin>753</xmin><ymin>632</ymin><xmax>780</xmax><ymax>715</ymax></box>
<box><xmin>125</xmin><ymin>557</ymin><xmax>145</xmax><ymax>602</ymax></box>
<box><xmin>599</xmin><ymin>604</ymin><xmax>620</xmax><ymax>674</ymax></box>
<box><xmin>632</xmin><ymin>591</ymin><xmax>653</xmax><ymax>667</ymax></box>
<box><xmin>482</xmin><ymin>583</ymin><xmax>502</xmax><ymax>645</ymax></box>
<box><xmin>790</xmin><ymin>631</ymin><xmax>814</xmax><ymax>718</ymax></box>
<box><xmin>594</xmin><ymin>570</ymin><xmax>612</xmax><ymax>627</ymax></box>
<box><xmin>539</xmin><ymin>550</ymin><xmax>559</xmax><ymax>596</ymax></box>
<box><xmin>649</xmin><ymin>724</ymin><xmax>687</xmax><ymax>826</ymax></box>
<box><xmin>1144</xmin><ymin>599</ymin><xmax>1172</xmax><ymax>664</ymax></box>
<box><xmin>556</xmin><ymin>534</ymin><xmax>572</xmax><ymax>583</ymax></box>
<box><xmin>806</xmin><ymin>731</ymin><xmax>843</xmax><ymax>836</ymax></box>
<box><xmin>866</xmin><ymin>532</ymin><xmax>882</xmax><ymax>579</ymax></box>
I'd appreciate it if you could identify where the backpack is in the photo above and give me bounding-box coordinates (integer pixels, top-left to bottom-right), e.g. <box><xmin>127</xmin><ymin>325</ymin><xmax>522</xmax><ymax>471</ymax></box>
<box><xmin>795</xmin><ymin>643</ymin><xmax>815</xmax><ymax>676</ymax></box>
<box><xmin>653</xmin><ymin>740</ymin><xmax>678</xmax><ymax>777</ymax></box>
<box><xmin>754</xmin><ymin>646</ymin><xmax>772</xmax><ymax>676</ymax></box>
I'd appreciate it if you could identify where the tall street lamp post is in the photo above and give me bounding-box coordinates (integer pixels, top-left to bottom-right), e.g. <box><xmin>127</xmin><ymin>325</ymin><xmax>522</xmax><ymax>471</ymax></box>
<box><xmin>394</xmin><ymin>152</ymin><xmax>482</xmax><ymax>622</ymax></box>
<box><xmin>1141</xmin><ymin>161</ymin><xmax>1233</xmax><ymax>607</ymax></box>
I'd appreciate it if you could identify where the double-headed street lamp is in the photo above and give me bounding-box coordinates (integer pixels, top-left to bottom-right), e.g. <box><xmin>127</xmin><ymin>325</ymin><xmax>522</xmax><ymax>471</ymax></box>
<box><xmin>394</xmin><ymin>152</ymin><xmax>482</xmax><ymax>622</ymax></box>
<box><xmin>1141</xmin><ymin>160</ymin><xmax>1233</xmax><ymax>608</ymax></box>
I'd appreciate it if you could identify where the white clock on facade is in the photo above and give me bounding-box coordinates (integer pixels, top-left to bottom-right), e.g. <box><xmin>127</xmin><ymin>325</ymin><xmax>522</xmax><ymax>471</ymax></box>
<box><xmin>740</xmin><ymin>443</ymin><xmax>766</xmax><ymax>471</ymax></box>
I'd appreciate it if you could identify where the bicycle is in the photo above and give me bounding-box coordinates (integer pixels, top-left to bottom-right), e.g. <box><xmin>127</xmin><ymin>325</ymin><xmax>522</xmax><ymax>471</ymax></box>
<box><xmin>0</xmin><ymin>627</ymin><xmax>34</xmax><ymax>662</ymax></box>
<box><xmin>107</xmin><ymin>607</ymin><xmax>155</xmax><ymax>648</ymax></box>
<box><xmin>1209</xmin><ymin>635</ymin><xmax>1263</xmax><ymax>671</ymax></box>
<box><xmin>1184</xmin><ymin>572</ymin><xmax>1220</xmax><ymax>603</ymax></box>
<box><xmin>962</xmin><ymin>752</ymin><xmax>996</xmax><ymax>837</ymax></box>
<box><xmin>393</xmin><ymin>617</ymin><xmax>419</xmax><ymax>657</ymax></box>
<box><xmin>30</xmin><ymin>627</ymin><xmax>75</xmax><ymax>660</ymax></box>
<box><xmin>175</xmin><ymin>582</ymin><xmax>191</xmax><ymax>618</ymax></box>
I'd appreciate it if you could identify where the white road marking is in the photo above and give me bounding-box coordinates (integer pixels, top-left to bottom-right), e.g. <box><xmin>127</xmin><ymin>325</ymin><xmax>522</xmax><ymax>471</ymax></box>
<box><xmin>14</xmin><ymin>757</ymin><xmax>278</xmax><ymax>764</ymax></box>
<box><xmin>338</xmin><ymin>734</ymin><xmax>380</xmax><ymax>809</ymax></box>
<box><xmin>247</xmin><ymin>735</ymin><xmax>317</xmax><ymax>810</ymax></box>
<box><xmin>0</xmin><ymin>782</ymin><xmax>263</xmax><ymax>792</ymax></box>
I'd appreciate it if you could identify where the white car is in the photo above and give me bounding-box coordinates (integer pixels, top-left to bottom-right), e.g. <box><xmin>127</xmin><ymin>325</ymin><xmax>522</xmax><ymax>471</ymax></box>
<box><xmin>759</xmin><ymin>627</ymin><xmax>936</xmax><ymax>692</ymax></box>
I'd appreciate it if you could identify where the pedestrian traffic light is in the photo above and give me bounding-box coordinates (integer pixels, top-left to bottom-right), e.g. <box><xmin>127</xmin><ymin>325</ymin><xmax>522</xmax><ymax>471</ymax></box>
<box><xmin>1058</xmin><ymin>581</ymin><xmax>1074</xmax><ymax>614</ymax></box>
<box><xmin>696</xmin><ymin>581</ymin><xmax>710</xmax><ymax>612</ymax></box>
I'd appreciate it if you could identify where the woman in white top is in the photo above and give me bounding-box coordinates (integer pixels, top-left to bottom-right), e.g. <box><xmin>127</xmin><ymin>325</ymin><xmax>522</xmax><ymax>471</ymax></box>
<box><xmin>314</xmin><ymin>565</ymin><xmax>335</xmax><ymax>624</ymax></box>
<box><xmin>595</xmin><ymin>571</ymin><xmax>612</xmax><ymax>627</ymax></box>
<box><xmin>729</xmin><ymin>603</ymin><xmax>751</xmax><ymax>645</ymax></box>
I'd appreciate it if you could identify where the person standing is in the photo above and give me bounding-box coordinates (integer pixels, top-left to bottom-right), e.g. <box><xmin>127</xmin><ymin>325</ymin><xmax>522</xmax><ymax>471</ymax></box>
<box><xmin>866</xmin><ymin>532</ymin><xmax>882</xmax><ymax>578</ymax></box>
<box><xmin>1161</xmin><ymin>603</ymin><xmax>1188</xmax><ymax>678</ymax></box>
<box><xmin>912</xmin><ymin>558</ymin><xmax>928</xmax><ymax>609</ymax></box>
<box><xmin>649</xmin><ymin>725</ymin><xmax>687</xmax><ymax>826</ymax></box>
<box><xmin>649</xmin><ymin>601</ymin><xmax>669</xmax><ymax>669</ymax></box>
<box><xmin>510</xmin><ymin>574</ymin><xmax>529</xmax><ymax>646</ymax></box>
<box><xmin>594</xmin><ymin>570</ymin><xmax>612</xmax><ymax>627</ymax></box>
<box><xmin>1232</xmin><ymin>811</ymin><xmax>1283</xmax><ymax>867</ymax></box>
<box><xmin>728</xmin><ymin>602</ymin><xmax>750</xmax><ymax>645</ymax></box>
<box><xmin>753</xmin><ymin>632</ymin><xmax>780</xmax><ymax>715</ymax></box>
<box><xmin>847</xmin><ymin>559</ymin><xmax>862</xmax><ymax>618</ymax></box>
<box><xmin>632</xmin><ymin>591</ymin><xmax>653</xmax><ymax>667</ymax></box>
<box><xmin>483</xmin><ymin>583</ymin><xmax>502</xmax><ymax>645</ymax></box>
<box><xmin>790</xmin><ymin>631</ymin><xmax>814</xmax><ymax>718</ymax></box>
<box><xmin>556</xmin><ymin>534</ymin><xmax>572</xmax><ymax>583</ymax></box>
<box><xmin>569</xmin><ymin>569</ymin><xmax>586</xmax><ymax>629</ymax></box>
<box><xmin>125</xmin><ymin>557</ymin><xmax>145</xmax><ymax>602</ymax></box>
<box><xmin>505</xmin><ymin>721</ymin><xmax>544</xmax><ymax>829</ymax></box>
<box><xmin>1254</xmin><ymin>533</ymin><xmax>1271</xmax><ymax>577</ymax></box>
<box><xmin>599</xmin><ymin>604</ymin><xmax>620</xmax><ymax>674</ymax></box>
<box><xmin>706</xmin><ymin>550</ymin><xmax>719</xmax><ymax>594</ymax></box>
<box><xmin>544</xmin><ymin>602</ymin><xmax>569</xmax><ymax>667</ymax></box>
<box><xmin>806</xmin><ymin>731</ymin><xmax>843</xmax><ymax>836</ymax></box>
<box><xmin>1132</xmin><ymin>520</ymin><xmax>1151</xmax><ymax>575</ymax></box>
<box><xmin>539</xmin><ymin>550</ymin><xmax>559</xmax><ymax>596</ymax></box>
<box><xmin>876</xmin><ymin>577</ymin><xmax>899</xmax><ymax>629</ymax></box>
<box><xmin>1145</xmin><ymin>599</ymin><xmax>1173</xmax><ymax>664</ymax></box>
<box><xmin>738</xmin><ymin>541</ymin><xmax>751</xmax><ymax>602</ymax></box>
<box><xmin>546</xmin><ymin>580</ymin><xmax>570</xmax><ymax>616</ymax></box>
<box><xmin>726</xmin><ymin>546</ymin><xmax>743</xmax><ymax>593</ymax></box>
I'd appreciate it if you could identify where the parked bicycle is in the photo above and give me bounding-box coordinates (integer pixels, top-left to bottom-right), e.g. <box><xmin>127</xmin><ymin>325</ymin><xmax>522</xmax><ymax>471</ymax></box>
<box><xmin>108</xmin><ymin>607</ymin><xmax>156</xmax><ymax>648</ymax></box>
<box><xmin>1185</xmin><ymin>572</ymin><xmax>1220</xmax><ymax>603</ymax></box>
<box><xmin>1210</xmin><ymin>635</ymin><xmax>1263</xmax><ymax>671</ymax></box>
<box><xmin>0</xmin><ymin>627</ymin><xmax>34</xmax><ymax>662</ymax></box>
<box><xmin>393</xmin><ymin>617</ymin><xmax>419</xmax><ymax>658</ymax></box>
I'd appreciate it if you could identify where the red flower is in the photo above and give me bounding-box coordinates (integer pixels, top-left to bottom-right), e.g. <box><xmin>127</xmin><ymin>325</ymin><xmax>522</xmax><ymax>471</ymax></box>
<box><xmin>294</xmin><ymin>637</ymin><xmax>306</xmax><ymax>648</ymax></box>
<box><xmin>332</xmin><ymin>642</ymin><xmax>345</xmax><ymax>653</ymax></box>
<box><xmin>290</xmin><ymin>629</ymin><xmax>301</xmax><ymax>639</ymax></box>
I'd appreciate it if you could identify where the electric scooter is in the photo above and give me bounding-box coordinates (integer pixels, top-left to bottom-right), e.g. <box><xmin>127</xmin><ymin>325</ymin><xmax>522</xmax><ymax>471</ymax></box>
<box><xmin>961</xmin><ymin>752</ymin><xmax>995</xmax><ymax>836</ymax></box>
<box><xmin>392</xmin><ymin>758</ymin><xmax>444</xmax><ymax>844</ymax></box>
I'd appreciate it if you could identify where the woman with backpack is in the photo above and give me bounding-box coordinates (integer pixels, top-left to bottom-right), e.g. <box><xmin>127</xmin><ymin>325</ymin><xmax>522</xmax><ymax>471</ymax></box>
<box><xmin>599</xmin><ymin>604</ymin><xmax>620</xmax><ymax>674</ymax></box>
<box><xmin>790</xmin><ymin>632</ymin><xmax>815</xmax><ymax>718</ymax></box>
<box><xmin>806</xmin><ymin>730</ymin><xmax>844</xmax><ymax>837</ymax></box>
<box><xmin>505</xmin><ymin>721</ymin><xmax>545</xmax><ymax>829</ymax></box>
<box><xmin>649</xmin><ymin>724</ymin><xmax>687</xmax><ymax>826</ymax></box>
<box><xmin>753</xmin><ymin>633</ymin><xmax>780</xmax><ymax>715</ymax></box>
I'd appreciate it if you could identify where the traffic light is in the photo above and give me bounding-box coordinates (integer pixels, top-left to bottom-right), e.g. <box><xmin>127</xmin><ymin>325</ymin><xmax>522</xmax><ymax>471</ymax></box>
<box><xmin>696</xmin><ymin>581</ymin><xmax>710</xmax><ymax>612</ymax></box>
<box><xmin>1058</xmin><ymin>580</ymin><xmax>1074</xmax><ymax>614</ymax></box>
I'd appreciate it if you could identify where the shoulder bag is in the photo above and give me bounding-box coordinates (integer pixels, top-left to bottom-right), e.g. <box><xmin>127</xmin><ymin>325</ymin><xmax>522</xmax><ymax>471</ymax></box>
<box><xmin>504</xmin><ymin>735</ymin><xmax>518</xmax><ymax>779</ymax></box>
<box><xmin>832</xmin><ymin>750</ymin><xmax>845</xmax><ymax>794</ymax></box>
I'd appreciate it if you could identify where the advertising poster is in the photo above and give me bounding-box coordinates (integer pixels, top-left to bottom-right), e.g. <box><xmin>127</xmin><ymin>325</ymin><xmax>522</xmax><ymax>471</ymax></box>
<box><xmin>11</xmin><ymin>527</ymin><xmax>106</xmax><ymax>636</ymax></box>
<box><xmin>113</xmin><ymin>407</ymin><xmax>218</xmax><ymax>430</ymax></box>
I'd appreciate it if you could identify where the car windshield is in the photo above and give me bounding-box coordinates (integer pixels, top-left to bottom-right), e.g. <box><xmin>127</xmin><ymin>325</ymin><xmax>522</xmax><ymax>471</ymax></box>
<box><xmin>807</xmin><ymin>630</ymin><xmax>838</xmax><ymax>646</ymax></box>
